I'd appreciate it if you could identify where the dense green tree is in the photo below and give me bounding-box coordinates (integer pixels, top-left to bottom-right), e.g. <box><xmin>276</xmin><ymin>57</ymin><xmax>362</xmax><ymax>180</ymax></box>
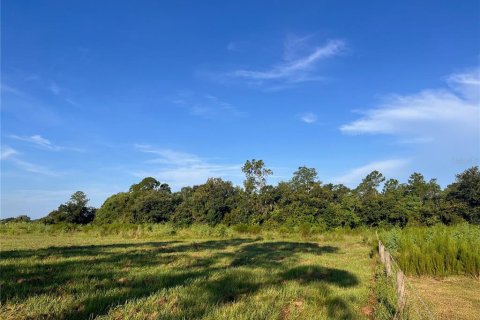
<box><xmin>445</xmin><ymin>166</ymin><xmax>480</xmax><ymax>224</ymax></box>
<box><xmin>42</xmin><ymin>191</ymin><xmax>96</xmax><ymax>224</ymax></box>
<box><xmin>290</xmin><ymin>166</ymin><xmax>318</xmax><ymax>193</ymax></box>
<box><xmin>172</xmin><ymin>178</ymin><xmax>239</xmax><ymax>226</ymax></box>
<box><xmin>170</xmin><ymin>186</ymin><xmax>196</xmax><ymax>225</ymax></box>
<box><xmin>355</xmin><ymin>171</ymin><xmax>385</xmax><ymax>226</ymax></box>
<box><xmin>132</xmin><ymin>189</ymin><xmax>175</xmax><ymax>223</ymax></box>
<box><xmin>356</xmin><ymin>171</ymin><xmax>385</xmax><ymax>197</ymax></box>
<box><xmin>129</xmin><ymin>177</ymin><xmax>170</xmax><ymax>193</ymax></box>
<box><xmin>95</xmin><ymin>192</ymin><xmax>131</xmax><ymax>223</ymax></box>
<box><xmin>322</xmin><ymin>202</ymin><xmax>360</xmax><ymax>229</ymax></box>
<box><xmin>96</xmin><ymin>177</ymin><xmax>174</xmax><ymax>223</ymax></box>
<box><xmin>39</xmin><ymin>163</ymin><xmax>480</xmax><ymax>230</ymax></box>
<box><xmin>0</xmin><ymin>215</ymin><xmax>32</xmax><ymax>223</ymax></box>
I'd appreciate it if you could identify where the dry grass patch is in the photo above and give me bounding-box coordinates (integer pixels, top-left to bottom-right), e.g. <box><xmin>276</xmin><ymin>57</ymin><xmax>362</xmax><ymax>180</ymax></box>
<box><xmin>409</xmin><ymin>276</ymin><xmax>480</xmax><ymax>320</ymax></box>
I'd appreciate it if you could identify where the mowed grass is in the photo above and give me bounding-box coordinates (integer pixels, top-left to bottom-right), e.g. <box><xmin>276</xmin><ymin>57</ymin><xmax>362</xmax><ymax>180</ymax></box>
<box><xmin>0</xmin><ymin>232</ymin><xmax>374</xmax><ymax>320</ymax></box>
<box><xmin>408</xmin><ymin>276</ymin><xmax>480</xmax><ymax>320</ymax></box>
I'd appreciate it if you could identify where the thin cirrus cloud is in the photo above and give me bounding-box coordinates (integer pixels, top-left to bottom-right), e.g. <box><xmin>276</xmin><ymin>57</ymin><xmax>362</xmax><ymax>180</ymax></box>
<box><xmin>230</xmin><ymin>37</ymin><xmax>345</xmax><ymax>89</ymax></box>
<box><xmin>1</xmin><ymin>145</ymin><xmax>58</xmax><ymax>176</ymax></box>
<box><xmin>332</xmin><ymin>159</ymin><xmax>410</xmax><ymax>187</ymax></box>
<box><xmin>133</xmin><ymin>144</ymin><xmax>242</xmax><ymax>189</ymax></box>
<box><xmin>9</xmin><ymin>134</ymin><xmax>84</xmax><ymax>152</ymax></box>
<box><xmin>9</xmin><ymin>159</ymin><xmax>58</xmax><ymax>176</ymax></box>
<box><xmin>0</xmin><ymin>83</ymin><xmax>22</xmax><ymax>96</ymax></box>
<box><xmin>170</xmin><ymin>92</ymin><xmax>245</xmax><ymax>119</ymax></box>
<box><xmin>299</xmin><ymin>112</ymin><xmax>318</xmax><ymax>124</ymax></box>
<box><xmin>47</xmin><ymin>81</ymin><xmax>79</xmax><ymax>106</ymax></box>
<box><xmin>1</xmin><ymin>145</ymin><xmax>19</xmax><ymax>160</ymax></box>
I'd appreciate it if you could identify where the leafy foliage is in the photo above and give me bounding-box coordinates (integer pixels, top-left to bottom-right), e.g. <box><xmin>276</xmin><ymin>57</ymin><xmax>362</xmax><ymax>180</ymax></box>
<box><xmin>0</xmin><ymin>215</ymin><xmax>32</xmax><ymax>223</ymax></box>
<box><xmin>95</xmin><ymin>177</ymin><xmax>175</xmax><ymax>224</ymax></box>
<box><xmin>41</xmin><ymin>191</ymin><xmax>95</xmax><ymax>225</ymax></box>
<box><xmin>35</xmin><ymin>164</ymin><xmax>480</xmax><ymax>230</ymax></box>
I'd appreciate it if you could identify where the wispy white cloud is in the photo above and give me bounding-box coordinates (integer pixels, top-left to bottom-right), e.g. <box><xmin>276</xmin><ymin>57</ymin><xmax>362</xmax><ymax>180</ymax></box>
<box><xmin>170</xmin><ymin>92</ymin><xmax>245</xmax><ymax>119</ymax></box>
<box><xmin>11</xmin><ymin>134</ymin><xmax>54</xmax><ymax>149</ymax></box>
<box><xmin>230</xmin><ymin>38</ymin><xmax>345</xmax><ymax>89</ymax></box>
<box><xmin>47</xmin><ymin>81</ymin><xmax>81</xmax><ymax>107</ymax></box>
<box><xmin>9</xmin><ymin>134</ymin><xmax>84</xmax><ymax>152</ymax></box>
<box><xmin>0</xmin><ymin>83</ymin><xmax>22</xmax><ymax>96</ymax></box>
<box><xmin>283</xmin><ymin>34</ymin><xmax>314</xmax><ymax>61</ymax></box>
<box><xmin>1</xmin><ymin>146</ymin><xmax>58</xmax><ymax>176</ymax></box>
<box><xmin>134</xmin><ymin>144</ymin><xmax>242</xmax><ymax>189</ymax></box>
<box><xmin>1</xmin><ymin>146</ymin><xmax>19</xmax><ymax>160</ymax></box>
<box><xmin>10</xmin><ymin>159</ymin><xmax>59</xmax><ymax>176</ymax></box>
<box><xmin>446</xmin><ymin>68</ymin><xmax>480</xmax><ymax>101</ymax></box>
<box><xmin>299</xmin><ymin>112</ymin><xmax>318</xmax><ymax>124</ymax></box>
<box><xmin>135</xmin><ymin>144</ymin><xmax>203</xmax><ymax>165</ymax></box>
<box><xmin>332</xmin><ymin>159</ymin><xmax>410</xmax><ymax>187</ymax></box>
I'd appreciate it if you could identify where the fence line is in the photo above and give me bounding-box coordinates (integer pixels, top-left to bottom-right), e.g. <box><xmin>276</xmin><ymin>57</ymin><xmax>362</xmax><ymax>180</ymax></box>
<box><xmin>376</xmin><ymin>233</ymin><xmax>436</xmax><ymax>320</ymax></box>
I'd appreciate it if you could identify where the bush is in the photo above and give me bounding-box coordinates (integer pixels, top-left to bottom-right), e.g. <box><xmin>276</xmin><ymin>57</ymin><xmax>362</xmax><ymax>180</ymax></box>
<box><xmin>232</xmin><ymin>223</ymin><xmax>261</xmax><ymax>235</ymax></box>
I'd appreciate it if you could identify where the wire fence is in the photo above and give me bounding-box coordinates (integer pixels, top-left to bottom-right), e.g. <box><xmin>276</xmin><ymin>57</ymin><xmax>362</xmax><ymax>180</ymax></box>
<box><xmin>376</xmin><ymin>234</ymin><xmax>436</xmax><ymax>320</ymax></box>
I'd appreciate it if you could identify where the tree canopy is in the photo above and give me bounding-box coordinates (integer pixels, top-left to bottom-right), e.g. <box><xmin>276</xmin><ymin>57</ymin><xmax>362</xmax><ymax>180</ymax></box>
<box><xmin>41</xmin><ymin>191</ymin><xmax>96</xmax><ymax>224</ymax></box>
<box><xmin>37</xmin><ymin>164</ymin><xmax>480</xmax><ymax>229</ymax></box>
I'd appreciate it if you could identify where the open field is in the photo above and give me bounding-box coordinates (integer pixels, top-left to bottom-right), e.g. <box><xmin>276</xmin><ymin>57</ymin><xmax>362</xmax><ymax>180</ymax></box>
<box><xmin>409</xmin><ymin>276</ymin><xmax>480</xmax><ymax>320</ymax></box>
<box><xmin>0</xmin><ymin>231</ymin><xmax>374</xmax><ymax>320</ymax></box>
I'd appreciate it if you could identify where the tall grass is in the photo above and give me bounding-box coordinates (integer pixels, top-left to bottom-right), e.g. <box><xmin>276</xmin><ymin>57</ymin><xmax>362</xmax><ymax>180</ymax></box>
<box><xmin>380</xmin><ymin>224</ymin><xmax>480</xmax><ymax>277</ymax></box>
<box><xmin>0</xmin><ymin>221</ymin><xmax>372</xmax><ymax>242</ymax></box>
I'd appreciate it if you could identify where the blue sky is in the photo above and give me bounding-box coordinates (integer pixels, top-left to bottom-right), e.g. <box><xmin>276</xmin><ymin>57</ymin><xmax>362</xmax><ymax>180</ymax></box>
<box><xmin>1</xmin><ymin>0</ymin><xmax>479</xmax><ymax>218</ymax></box>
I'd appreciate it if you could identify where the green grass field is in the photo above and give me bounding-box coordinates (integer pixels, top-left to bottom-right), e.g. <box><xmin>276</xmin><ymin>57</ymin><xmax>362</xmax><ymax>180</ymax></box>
<box><xmin>0</xmin><ymin>230</ymin><xmax>375</xmax><ymax>320</ymax></box>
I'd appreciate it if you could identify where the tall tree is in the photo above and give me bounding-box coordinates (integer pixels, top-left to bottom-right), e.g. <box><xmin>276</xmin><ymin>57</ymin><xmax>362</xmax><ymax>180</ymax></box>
<box><xmin>172</xmin><ymin>178</ymin><xmax>239</xmax><ymax>226</ymax></box>
<box><xmin>355</xmin><ymin>171</ymin><xmax>385</xmax><ymax>226</ymax></box>
<box><xmin>356</xmin><ymin>171</ymin><xmax>385</xmax><ymax>197</ymax></box>
<box><xmin>42</xmin><ymin>191</ymin><xmax>96</xmax><ymax>224</ymax></box>
<box><xmin>96</xmin><ymin>177</ymin><xmax>174</xmax><ymax>223</ymax></box>
<box><xmin>445</xmin><ymin>166</ymin><xmax>480</xmax><ymax>224</ymax></box>
<box><xmin>290</xmin><ymin>166</ymin><xmax>319</xmax><ymax>193</ymax></box>
<box><xmin>242</xmin><ymin>159</ymin><xmax>273</xmax><ymax>194</ymax></box>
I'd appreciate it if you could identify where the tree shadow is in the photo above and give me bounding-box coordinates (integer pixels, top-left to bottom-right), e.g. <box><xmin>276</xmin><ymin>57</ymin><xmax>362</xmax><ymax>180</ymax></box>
<box><xmin>0</xmin><ymin>241</ymin><xmax>180</xmax><ymax>260</ymax></box>
<box><xmin>229</xmin><ymin>241</ymin><xmax>338</xmax><ymax>268</ymax></box>
<box><xmin>59</xmin><ymin>270</ymin><xmax>207</xmax><ymax>320</ymax></box>
<box><xmin>160</xmin><ymin>238</ymin><xmax>258</xmax><ymax>253</ymax></box>
<box><xmin>1</xmin><ymin>238</ymin><xmax>361</xmax><ymax>319</ymax></box>
<box><xmin>326</xmin><ymin>296</ymin><xmax>358</xmax><ymax>320</ymax></box>
<box><xmin>280</xmin><ymin>265</ymin><xmax>359</xmax><ymax>287</ymax></box>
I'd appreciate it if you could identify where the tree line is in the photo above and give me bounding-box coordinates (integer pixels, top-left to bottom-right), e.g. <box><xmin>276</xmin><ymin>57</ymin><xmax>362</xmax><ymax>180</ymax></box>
<box><xmin>6</xmin><ymin>161</ymin><xmax>480</xmax><ymax>228</ymax></box>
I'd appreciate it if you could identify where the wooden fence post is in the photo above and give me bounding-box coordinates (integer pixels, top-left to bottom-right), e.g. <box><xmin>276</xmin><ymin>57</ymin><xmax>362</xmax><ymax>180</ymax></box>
<box><xmin>378</xmin><ymin>240</ymin><xmax>414</xmax><ymax>317</ymax></box>
<box><xmin>379</xmin><ymin>241</ymin><xmax>385</xmax><ymax>263</ymax></box>
<box><xmin>385</xmin><ymin>252</ymin><xmax>392</xmax><ymax>276</ymax></box>
<box><xmin>396</xmin><ymin>270</ymin><xmax>406</xmax><ymax>313</ymax></box>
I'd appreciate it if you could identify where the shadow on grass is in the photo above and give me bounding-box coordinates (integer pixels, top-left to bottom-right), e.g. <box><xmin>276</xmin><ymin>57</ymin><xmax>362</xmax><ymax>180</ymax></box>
<box><xmin>0</xmin><ymin>241</ymin><xmax>180</xmax><ymax>259</ymax></box>
<box><xmin>230</xmin><ymin>241</ymin><xmax>338</xmax><ymax>268</ymax></box>
<box><xmin>281</xmin><ymin>265</ymin><xmax>359</xmax><ymax>287</ymax></box>
<box><xmin>0</xmin><ymin>238</ymin><xmax>360</xmax><ymax>319</ymax></box>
